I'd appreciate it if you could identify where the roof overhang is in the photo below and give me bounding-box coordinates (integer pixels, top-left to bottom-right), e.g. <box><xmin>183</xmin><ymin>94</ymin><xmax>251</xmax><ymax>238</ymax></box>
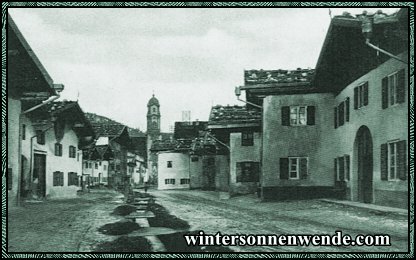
<box><xmin>313</xmin><ymin>10</ymin><xmax>408</xmax><ymax>93</ymax></box>
<box><xmin>8</xmin><ymin>14</ymin><xmax>56</xmax><ymax>97</ymax></box>
<box><xmin>207</xmin><ymin>122</ymin><xmax>260</xmax><ymax>129</ymax></box>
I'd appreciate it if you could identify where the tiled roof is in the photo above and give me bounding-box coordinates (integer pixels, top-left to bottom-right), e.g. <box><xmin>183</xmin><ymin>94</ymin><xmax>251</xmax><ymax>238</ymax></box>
<box><xmin>151</xmin><ymin>138</ymin><xmax>193</xmax><ymax>152</ymax></box>
<box><xmin>333</xmin><ymin>9</ymin><xmax>399</xmax><ymax>24</ymax></box>
<box><xmin>244</xmin><ymin>68</ymin><xmax>315</xmax><ymax>86</ymax></box>
<box><xmin>208</xmin><ymin>105</ymin><xmax>261</xmax><ymax>126</ymax></box>
<box><xmin>92</xmin><ymin>124</ymin><xmax>126</xmax><ymax>138</ymax></box>
<box><xmin>47</xmin><ymin>100</ymin><xmax>78</xmax><ymax>113</ymax></box>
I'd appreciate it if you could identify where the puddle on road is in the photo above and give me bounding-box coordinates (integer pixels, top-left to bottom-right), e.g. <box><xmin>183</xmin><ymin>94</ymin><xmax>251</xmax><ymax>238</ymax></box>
<box><xmin>111</xmin><ymin>205</ymin><xmax>137</xmax><ymax>216</ymax></box>
<box><xmin>98</xmin><ymin>221</ymin><xmax>141</xmax><ymax>235</ymax></box>
<box><xmin>147</xmin><ymin>203</ymin><xmax>190</xmax><ymax>230</ymax></box>
<box><xmin>94</xmin><ymin>195</ymin><xmax>232</xmax><ymax>252</ymax></box>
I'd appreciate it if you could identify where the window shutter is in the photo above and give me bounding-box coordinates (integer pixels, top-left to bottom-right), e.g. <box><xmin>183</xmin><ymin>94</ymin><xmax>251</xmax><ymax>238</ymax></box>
<box><xmin>363</xmin><ymin>82</ymin><xmax>369</xmax><ymax>106</ymax></box>
<box><xmin>382</xmin><ymin>77</ymin><xmax>388</xmax><ymax>109</ymax></box>
<box><xmin>396</xmin><ymin>69</ymin><xmax>406</xmax><ymax>103</ymax></box>
<box><xmin>53</xmin><ymin>172</ymin><xmax>58</xmax><ymax>186</ymax></box>
<box><xmin>334</xmin><ymin>158</ymin><xmax>338</xmax><ymax>182</ymax></box>
<box><xmin>279</xmin><ymin>158</ymin><xmax>289</xmax><ymax>180</ymax></box>
<box><xmin>281</xmin><ymin>106</ymin><xmax>290</xmax><ymax>126</ymax></box>
<box><xmin>344</xmin><ymin>155</ymin><xmax>350</xmax><ymax>181</ymax></box>
<box><xmin>338</xmin><ymin>103</ymin><xmax>344</xmax><ymax>126</ymax></box>
<box><xmin>338</xmin><ymin>156</ymin><xmax>345</xmax><ymax>181</ymax></box>
<box><xmin>60</xmin><ymin>172</ymin><xmax>64</xmax><ymax>186</ymax></box>
<box><xmin>236</xmin><ymin>162</ymin><xmax>242</xmax><ymax>183</ymax></box>
<box><xmin>397</xmin><ymin>140</ymin><xmax>407</xmax><ymax>180</ymax></box>
<box><xmin>380</xmin><ymin>143</ymin><xmax>388</xmax><ymax>181</ymax></box>
<box><xmin>354</xmin><ymin>87</ymin><xmax>358</xmax><ymax>109</ymax></box>
<box><xmin>300</xmin><ymin>158</ymin><xmax>308</xmax><ymax>179</ymax></box>
<box><xmin>253</xmin><ymin>162</ymin><xmax>260</xmax><ymax>182</ymax></box>
<box><xmin>307</xmin><ymin>106</ymin><xmax>315</xmax><ymax>125</ymax></box>
<box><xmin>345</xmin><ymin>98</ymin><xmax>350</xmax><ymax>122</ymax></box>
<box><xmin>334</xmin><ymin>107</ymin><xmax>338</xmax><ymax>129</ymax></box>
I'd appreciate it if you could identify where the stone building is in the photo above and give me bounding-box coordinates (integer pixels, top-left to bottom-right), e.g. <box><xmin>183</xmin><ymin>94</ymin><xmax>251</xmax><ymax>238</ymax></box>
<box><xmin>241</xmin><ymin>9</ymin><xmax>408</xmax><ymax>208</ymax></box>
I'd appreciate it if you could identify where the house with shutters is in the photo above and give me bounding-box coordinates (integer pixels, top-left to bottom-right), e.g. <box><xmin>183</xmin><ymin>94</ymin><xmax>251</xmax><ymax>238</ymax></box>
<box><xmin>88</xmin><ymin>124</ymin><xmax>131</xmax><ymax>189</ymax></box>
<box><xmin>8</xmin><ymin>14</ymin><xmax>59</xmax><ymax>204</ymax></box>
<box><xmin>314</xmin><ymin>9</ymin><xmax>409</xmax><ymax>208</ymax></box>
<box><xmin>19</xmin><ymin>101</ymin><xmax>95</xmax><ymax>199</ymax></box>
<box><xmin>242</xmin><ymin>69</ymin><xmax>335</xmax><ymax>200</ymax></box>
<box><xmin>241</xmin><ymin>9</ymin><xmax>408</xmax><ymax>208</ymax></box>
<box><xmin>82</xmin><ymin>144</ymin><xmax>114</xmax><ymax>187</ymax></box>
<box><xmin>7</xmin><ymin>15</ymin><xmax>95</xmax><ymax>202</ymax></box>
<box><xmin>207</xmin><ymin>105</ymin><xmax>262</xmax><ymax>195</ymax></box>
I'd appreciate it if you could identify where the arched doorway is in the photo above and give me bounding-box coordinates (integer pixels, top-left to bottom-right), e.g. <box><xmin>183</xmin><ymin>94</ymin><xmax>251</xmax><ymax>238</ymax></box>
<box><xmin>355</xmin><ymin>126</ymin><xmax>373</xmax><ymax>203</ymax></box>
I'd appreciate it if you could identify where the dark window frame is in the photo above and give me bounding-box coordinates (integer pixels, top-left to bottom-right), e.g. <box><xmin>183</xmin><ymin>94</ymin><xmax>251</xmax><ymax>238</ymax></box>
<box><xmin>53</xmin><ymin>171</ymin><xmax>64</xmax><ymax>186</ymax></box>
<box><xmin>69</xmin><ymin>145</ymin><xmax>76</xmax><ymax>158</ymax></box>
<box><xmin>241</xmin><ymin>131</ymin><xmax>254</xmax><ymax>146</ymax></box>
<box><xmin>55</xmin><ymin>143</ymin><xmax>63</xmax><ymax>156</ymax></box>
<box><xmin>36</xmin><ymin>130</ymin><xmax>45</xmax><ymax>145</ymax></box>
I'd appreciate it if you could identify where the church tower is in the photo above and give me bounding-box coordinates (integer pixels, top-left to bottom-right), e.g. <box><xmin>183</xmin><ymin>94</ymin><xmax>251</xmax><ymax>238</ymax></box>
<box><xmin>146</xmin><ymin>94</ymin><xmax>161</xmax><ymax>138</ymax></box>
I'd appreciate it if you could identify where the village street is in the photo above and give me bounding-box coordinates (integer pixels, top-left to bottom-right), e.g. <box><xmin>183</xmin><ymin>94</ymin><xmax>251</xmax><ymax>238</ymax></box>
<box><xmin>7</xmin><ymin>188</ymin><xmax>408</xmax><ymax>253</ymax></box>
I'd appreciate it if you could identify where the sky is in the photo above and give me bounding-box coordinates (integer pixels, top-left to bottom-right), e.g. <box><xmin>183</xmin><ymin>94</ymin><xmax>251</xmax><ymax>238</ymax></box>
<box><xmin>9</xmin><ymin>7</ymin><xmax>399</xmax><ymax>132</ymax></box>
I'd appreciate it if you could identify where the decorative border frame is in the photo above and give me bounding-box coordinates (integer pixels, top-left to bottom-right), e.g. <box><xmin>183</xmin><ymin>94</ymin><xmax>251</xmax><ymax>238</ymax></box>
<box><xmin>1</xmin><ymin>2</ymin><xmax>414</xmax><ymax>258</ymax></box>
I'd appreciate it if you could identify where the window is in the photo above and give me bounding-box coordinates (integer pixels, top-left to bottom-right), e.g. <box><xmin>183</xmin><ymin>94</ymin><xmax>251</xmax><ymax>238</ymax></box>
<box><xmin>22</xmin><ymin>124</ymin><xmax>26</xmax><ymax>140</ymax></box>
<box><xmin>167</xmin><ymin>161</ymin><xmax>173</xmax><ymax>168</ymax></box>
<box><xmin>69</xmin><ymin>146</ymin><xmax>76</xmax><ymax>158</ymax></box>
<box><xmin>68</xmin><ymin>172</ymin><xmax>78</xmax><ymax>186</ymax></box>
<box><xmin>334</xmin><ymin>98</ymin><xmax>350</xmax><ymax>128</ymax></box>
<box><xmin>99</xmin><ymin>161</ymin><xmax>102</xmax><ymax>166</ymax></box>
<box><xmin>282</xmin><ymin>106</ymin><xmax>315</xmax><ymax>126</ymax></box>
<box><xmin>55</xmin><ymin>143</ymin><xmax>63</xmax><ymax>156</ymax></box>
<box><xmin>103</xmin><ymin>165</ymin><xmax>107</xmax><ymax>171</ymax></box>
<box><xmin>165</xmin><ymin>179</ymin><xmax>175</xmax><ymax>185</ymax></box>
<box><xmin>382</xmin><ymin>70</ymin><xmax>405</xmax><ymax>109</ymax></box>
<box><xmin>89</xmin><ymin>162</ymin><xmax>92</xmax><ymax>168</ymax></box>
<box><xmin>191</xmin><ymin>156</ymin><xmax>199</xmax><ymax>162</ymax></box>
<box><xmin>334</xmin><ymin>155</ymin><xmax>350</xmax><ymax>182</ymax></box>
<box><xmin>388</xmin><ymin>142</ymin><xmax>397</xmax><ymax>180</ymax></box>
<box><xmin>354</xmin><ymin>82</ymin><xmax>368</xmax><ymax>109</ymax></box>
<box><xmin>36</xmin><ymin>130</ymin><xmax>45</xmax><ymax>145</ymax></box>
<box><xmin>236</xmin><ymin>162</ymin><xmax>260</xmax><ymax>182</ymax></box>
<box><xmin>279</xmin><ymin>157</ymin><xmax>308</xmax><ymax>180</ymax></box>
<box><xmin>290</xmin><ymin>106</ymin><xmax>307</xmax><ymax>125</ymax></box>
<box><xmin>95</xmin><ymin>163</ymin><xmax>98</xmax><ymax>169</ymax></box>
<box><xmin>381</xmin><ymin>140</ymin><xmax>407</xmax><ymax>181</ymax></box>
<box><xmin>241</xmin><ymin>131</ymin><xmax>254</xmax><ymax>146</ymax></box>
<box><xmin>53</xmin><ymin>171</ymin><xmax>64</xmax><ymax>186</ymax></box>
<box><xmin>85</xmin><ymin>161</ymin><xmax>89</xmax><ymax>168</ymax></box>
<box><xmin>180</xmin><ymin>178</ymin><xmax>190</xmax><ymax>184</ymax></box>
